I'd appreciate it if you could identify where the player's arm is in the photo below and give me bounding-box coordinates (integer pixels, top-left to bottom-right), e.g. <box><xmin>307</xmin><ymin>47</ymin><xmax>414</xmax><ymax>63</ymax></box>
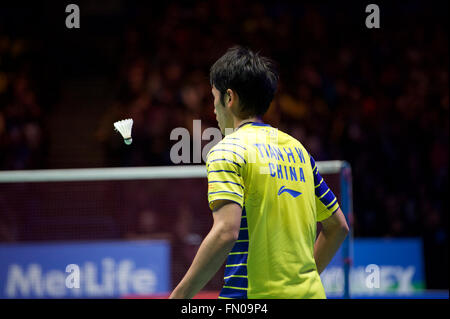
<box><xmin>169</xmin><ymin>200</ymin><xmax>242</xmax><ymax>299</ymax></box>
<box><xmin>314</xmin><ymin>207</ymin><xmax>349</xmax><ymax>274</ymax></box>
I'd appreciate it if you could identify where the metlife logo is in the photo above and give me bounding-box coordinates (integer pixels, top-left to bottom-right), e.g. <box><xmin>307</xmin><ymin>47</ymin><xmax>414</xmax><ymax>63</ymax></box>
<box><xmin>0</xmin><ymin>241</ymin><xmax>170</xmax><ymax>298</ymax></box>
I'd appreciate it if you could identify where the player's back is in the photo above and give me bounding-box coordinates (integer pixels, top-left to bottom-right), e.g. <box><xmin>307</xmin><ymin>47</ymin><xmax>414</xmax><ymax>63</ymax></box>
<box><xmin>206</xmin><ymin>122</ymin><xmax>339</xmax><ymax>299</ymax></box>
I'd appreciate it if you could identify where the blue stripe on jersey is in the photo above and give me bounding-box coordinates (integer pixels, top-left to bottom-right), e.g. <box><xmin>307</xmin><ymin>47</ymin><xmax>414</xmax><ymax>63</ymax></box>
<box><xmin>208</xmin><ymin>190</ymin><xmax>243</xmax><ymax>198</ymax></box>
<box><xmin>221</xmin><ymin>207</ymin><xmax>249</xmax><ymax>299</ymax></box>
<box><xmin>208</xmin><ymin>158</ymin><xmax>241</xmax><ymax>168</ymax></box>
<box><xmin>219</xmin><ymin>287</ymin><xmax>247</xmax><ymax>299</ymax></box>
<box><xmin>230</xmin><ymin>240</ymin><xmax>248</xmax><ymax>253</ymax></box>
<box><xmin>310</xmin><ymin>155</ymin><xmax>322</xmax><ymax>183</ymax></box>
<box><xmin>224</xmin><ymin>264</ymin><xmax>248</xmax><ymax>277</ymax></box>
<box><xmin>209</xmin><ymin>149</ymin><xmax>246</xmax><ymax>163</ymax></box>
<box><xmin>238</xmin><ymin>229</ymin><xmax>249</xmax><ymax>240</ymax></box>
<box><xmin>310</xmin><ymin>155</ymin><xmax>339</xmax><ymax>208</ymax></box>
<box><xmin>227</xmin><ymin>137</ymin><xmax>241</xmax><ymax>140</ymax></box>
<box><xmin>313</xmin><ymin>167</ymin><xmax>322</xmax><ymax>184</ymax></box>
<box><xmin>208</xmin><ymin>180</ymin><xmax>244</xmax><ymax>189</ymax></box>
<box><xmin>227</xmin><ymin>252</ymin><xmax>248</xmax><ymax>265</ymax></box>
<box><xmin>208</xmin><ymin>169</ymin><xmax>241</xmax><ymax>177</ymax></box>
<box><xmin>330</xmin><ymin>205</ymin><xmax>340</xmax><ymax>215</ymax></box>
<box><xmin>326</xmin><ymin>197</ymin><xmax>338</xmax><ymax>209</ymax></box>
<box><xmin>251</xmin><ymin>122</ymin><xmax>271</xmax><ymax>127</ymax></box>
<box><xmin>224</xmin><ymin>276</ymin><xmax>248</xmax><ymax>289</ymax></box>
<box><xmin>315</xmin><ymin>177</ymin><xmax>324</xmax><ymax>188</ymax></box>
<box><xmin>310</xmin><ymin>154</ymin><xmax>317</xmax><ymax>168</ymax></box>
<box><xmin>315</xmin><ymin>180</ymin><xmax>328</xmax><ymax>196</ymax></box>
<box><xmin>315</xmin><ymin>182</ymin><xmax>329</xmax><ymax>198</ymax></box>
<box><xmin>320</xmin><ymin>190</ymin><xmax>336</xmax><ymax>207</ymax></box>
<box><xmin>220</xmin><ymin>143</ymin><xmax>247</xmax><ymax>150</ymax></box>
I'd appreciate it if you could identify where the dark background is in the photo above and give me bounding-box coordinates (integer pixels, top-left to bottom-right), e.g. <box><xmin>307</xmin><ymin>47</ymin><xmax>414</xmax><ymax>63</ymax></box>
<box><xmin>0</xmin><ymin>0</ymin><xmax>448</xmax><ymax>290</ymax></box>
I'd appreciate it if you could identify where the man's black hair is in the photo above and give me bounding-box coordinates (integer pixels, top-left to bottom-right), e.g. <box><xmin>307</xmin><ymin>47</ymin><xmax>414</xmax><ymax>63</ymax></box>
<box><xmin>210</xmin><ymin>46</ymin><xmax>279</xmax><ymax>118</ymax></box>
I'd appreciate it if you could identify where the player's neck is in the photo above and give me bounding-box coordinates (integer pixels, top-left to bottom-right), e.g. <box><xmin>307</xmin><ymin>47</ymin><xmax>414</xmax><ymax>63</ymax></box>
<box><xmin>234</xmin><ymin>117</ymin><xmax>262</xmax><ymax>130</ymax></box>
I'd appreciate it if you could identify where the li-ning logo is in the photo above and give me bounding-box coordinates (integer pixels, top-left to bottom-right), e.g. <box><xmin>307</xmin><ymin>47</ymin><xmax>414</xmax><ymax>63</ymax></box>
<box><xmin>277</xmin><ymin>186</ymin><xmax>302</xmax><ymax>198</ymax></box>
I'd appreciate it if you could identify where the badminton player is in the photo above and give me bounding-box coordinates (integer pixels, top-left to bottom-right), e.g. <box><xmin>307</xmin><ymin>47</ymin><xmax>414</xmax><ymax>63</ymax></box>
<box><xmin>169</xmin><ymin>46</ymin><xmax>349</xmax><ymax>299</ymax></box>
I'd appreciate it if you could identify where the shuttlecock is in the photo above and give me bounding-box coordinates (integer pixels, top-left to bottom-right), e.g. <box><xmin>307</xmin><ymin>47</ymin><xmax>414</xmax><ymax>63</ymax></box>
<box><xmin>114</xmin><ymin>119</ymin><xmax>133</xmax><ymax>145</ymax></box>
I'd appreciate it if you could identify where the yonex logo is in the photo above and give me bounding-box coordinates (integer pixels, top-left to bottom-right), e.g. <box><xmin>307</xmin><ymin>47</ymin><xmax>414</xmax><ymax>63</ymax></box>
<box><xmin>277</xmin><ymin>186</ymin><xmax>301</xmax><ymax>198</ymax></box>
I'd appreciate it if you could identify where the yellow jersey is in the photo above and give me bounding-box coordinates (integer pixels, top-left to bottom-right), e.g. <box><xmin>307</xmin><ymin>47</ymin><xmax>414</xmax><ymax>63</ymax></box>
<box><xmin>206</xmin><ymin>122</ymin><xmax>339</xmax><ymax>299</ymax></box>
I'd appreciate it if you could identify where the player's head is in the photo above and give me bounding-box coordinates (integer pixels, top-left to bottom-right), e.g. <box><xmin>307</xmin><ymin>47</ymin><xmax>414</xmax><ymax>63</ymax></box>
<box><xmin>210</xmin><ymin>46</ymin><xmax>278</xmax><ymax>133</ymax></box>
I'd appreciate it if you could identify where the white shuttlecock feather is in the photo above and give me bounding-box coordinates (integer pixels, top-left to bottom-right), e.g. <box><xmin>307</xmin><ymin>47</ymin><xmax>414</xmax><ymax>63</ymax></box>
<box><xmin>114</xmin><ymin>119</ymin><xmax>133</xmax><ymax>145</ymax></box>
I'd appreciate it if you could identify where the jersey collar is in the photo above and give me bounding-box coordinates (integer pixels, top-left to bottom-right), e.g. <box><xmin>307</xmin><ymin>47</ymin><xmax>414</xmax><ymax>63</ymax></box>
<box><xmin>236</xmin><ymin>121</ymin><xmax>271</xmax><ymax>130</ymax></box>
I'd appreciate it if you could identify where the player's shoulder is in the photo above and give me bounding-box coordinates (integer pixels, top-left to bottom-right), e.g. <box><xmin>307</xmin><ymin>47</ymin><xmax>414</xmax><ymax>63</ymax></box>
<box><xmin>206</xmin><ymin>132</ymin><xmax>247</xmax><ymax>163</ymax></box>
<box><xmin>221</xmin><ymin>132</ymin><xmax>248</xmax><ymax>150</ymax></box>
<box><xmin>276</xmin><ymin>128</ymin><xmax>314</xmax><ymax>164</ymax></box>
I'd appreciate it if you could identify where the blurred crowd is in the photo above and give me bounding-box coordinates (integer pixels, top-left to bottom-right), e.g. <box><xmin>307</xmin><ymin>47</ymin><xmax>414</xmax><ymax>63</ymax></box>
<box><xmin>97</xmin><ymin>1</ymin><xmax>448</xmax><ymax>239</ymax></box>
<box><xmin>96</xmin><ymin>1</ymin><xmax>448</xmax><ymax>287</ymax></box>
<box><xmin>0</xmin><ymin>33</ymin><xmax>47</xmax><ymax>170</ymax></box>
<box><xmin>0</xmin><ymin>29</ymin><xmax>49</xmax><ymax>242</ymax></box>
<box><xmin>0</xmin><ymin>1</ymin><xmax>448</xmax><ymax>288</ymax></box>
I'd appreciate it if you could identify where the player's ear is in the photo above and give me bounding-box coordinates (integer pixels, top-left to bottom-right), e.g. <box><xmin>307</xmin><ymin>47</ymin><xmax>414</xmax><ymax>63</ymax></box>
<box><xmin>226</xmin><ymin>89</ymin><xmax>237</xmax><ymax>107</ymax></box>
